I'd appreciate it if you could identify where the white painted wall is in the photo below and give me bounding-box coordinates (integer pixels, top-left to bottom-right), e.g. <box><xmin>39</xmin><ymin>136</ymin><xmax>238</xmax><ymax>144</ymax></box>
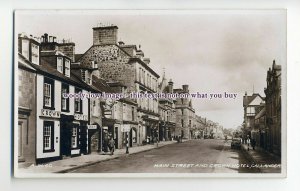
<box><xmin>36</xmin><ymin>74</ymin><xmax>60</xmax><ymax>159</ymax></box>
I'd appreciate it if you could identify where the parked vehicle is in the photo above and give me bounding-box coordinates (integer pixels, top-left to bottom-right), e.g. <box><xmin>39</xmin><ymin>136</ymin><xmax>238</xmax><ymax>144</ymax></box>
<box><xmin>231</xmin><ymin>138</ymin><xmax>241</xmax><ymax>149</ymax></box>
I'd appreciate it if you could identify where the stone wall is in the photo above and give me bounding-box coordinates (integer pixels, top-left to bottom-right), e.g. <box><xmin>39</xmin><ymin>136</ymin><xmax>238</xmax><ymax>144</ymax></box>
<box><xmin>79</xmin><ymin>45</ymin><xmax>136</xmax><ymax>93</ymax></box>
<box><xmin>18</xmin><ymin>67</ymin><xmax>36</xmax><ymax>165</ymax></box>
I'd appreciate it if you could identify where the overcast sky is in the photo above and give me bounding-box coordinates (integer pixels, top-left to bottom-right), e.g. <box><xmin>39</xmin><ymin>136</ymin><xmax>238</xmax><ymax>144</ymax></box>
<box><xmin>16</xmin><ymin>10</ymin><xmax>286</xmax><ymax>129</ymax></box>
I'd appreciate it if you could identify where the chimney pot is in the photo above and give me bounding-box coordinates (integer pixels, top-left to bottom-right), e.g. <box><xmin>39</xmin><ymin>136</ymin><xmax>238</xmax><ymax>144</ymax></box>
<box><xmin>182</xmin><ymin>85</ymin><xmax>189</xmax><ymax>92</ymax></box>
<box><xmin>44</xmin><ymin>33</ymin><xmax>48</xmax><ymax>42</ymax></box>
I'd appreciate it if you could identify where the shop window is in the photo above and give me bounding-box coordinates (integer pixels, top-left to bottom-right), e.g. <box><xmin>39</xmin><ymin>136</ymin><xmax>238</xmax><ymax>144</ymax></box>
<box><xmin>132</xmin><ymin>129</ymin><xmax>137</xmax><ymax>143</ymax></box>
<box><xmin>43</xmin><ymin>121</ymin><xmax>54</xmax><ymax>152</ymax></box>
<box><xmin>71</xmin><ymin>127</ymin><xmax>77</xmax><ymax>148</ymax></box>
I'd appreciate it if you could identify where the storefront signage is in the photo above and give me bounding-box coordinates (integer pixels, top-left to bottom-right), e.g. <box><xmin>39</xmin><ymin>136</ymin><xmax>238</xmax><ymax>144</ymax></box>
<box><xmin>87</xmin><ymin>125</ymin><xmax>97</xmax><ymax>129</ymax></box>
<box><xmin>121</xmin><ymin>124</ymin><xmax>131</xmax><ymax>132</ymax></box>
<box><xmin>74</xmin><ymin>114</ymin><xmax>88</xmax><ymax>121</ymax></box>
<box><xmin>40</xmin><ymin>109</ymin><xmax>61</xmax><ymax>118</ymax></box>
<box><xmin>103</xmin><ymin>126</ymin><xmax>108</xmax><ymax>130</ymax></box>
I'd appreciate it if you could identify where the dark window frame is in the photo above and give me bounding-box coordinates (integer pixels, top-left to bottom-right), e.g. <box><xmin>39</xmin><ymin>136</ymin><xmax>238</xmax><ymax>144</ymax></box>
<box><xmin>43</xmin><ymin>121</ymin><xmax>55</xmax><ymax>153</ymax></box>
<box><xmin>61</xmin><ymin>83</ymin><xmax>70</xmax><ymax>112</ymax></box>
<box><xmin>43</xmin><ymin>77</ymin><xmax>55</xmax><ymax>110</ymax></box>
<box><xmin>74</xmin><ymin>88</ymin><xmax>83</xmax><ymax>114</ymax></box>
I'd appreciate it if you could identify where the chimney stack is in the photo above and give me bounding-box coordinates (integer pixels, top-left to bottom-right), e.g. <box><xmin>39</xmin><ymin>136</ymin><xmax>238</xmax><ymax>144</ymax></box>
<box><xmin>44</xmin><ymin>33</ymin><xmax>48</xmax><ymax>42</ymax></box>
<box><xmin>93</xmin><ymin>25</ymin><xmax>118</xmax><ymax>45</ymax></box>
<box><xmin>118</xmin><ymin>41</ymin><xmax>125</xmax><ymax>46</ymax></box>
<box><xmin>143</xmin><ymin>58</ymin><xmax>150</xmax><ymax>65</ymax></box>
<box><xmin>182</xmin><ymin>85</ymin><xmax>189</xmax><ymax>93</ymax></box>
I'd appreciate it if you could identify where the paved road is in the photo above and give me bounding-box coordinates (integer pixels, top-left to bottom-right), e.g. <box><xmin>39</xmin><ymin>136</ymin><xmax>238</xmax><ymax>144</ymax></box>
<box><xmin>69</xmin><ymin>139</ymin><xmax>259</xmax><ymax>173</ymax></box>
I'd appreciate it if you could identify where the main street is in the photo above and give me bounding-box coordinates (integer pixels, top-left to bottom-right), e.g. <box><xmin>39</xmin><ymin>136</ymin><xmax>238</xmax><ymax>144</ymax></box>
<box><xmin>69</xmin><ymin>139</ymin><xmax>259</xmax><ymax>173</ymax></box>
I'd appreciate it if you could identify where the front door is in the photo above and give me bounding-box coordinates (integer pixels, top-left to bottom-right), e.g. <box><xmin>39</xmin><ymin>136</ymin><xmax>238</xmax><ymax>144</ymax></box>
<box><xmin>18</xmin><ymin>121</ymin><xmax>24</xmax><ymax>161</ymax></box>
<box><xmin>79</xmin><ymin>125</ymin><xmax>87</xmax><ymax>154</ymax></box>
<box><xmin>60</xmin><ymin>121</ymin><xmax>72</xmax><ymax>157</ymax></box>
<box><xmin>88</xmin><ymin>130</ymin><xmax>99</xmax><ymax>153</ymax></box>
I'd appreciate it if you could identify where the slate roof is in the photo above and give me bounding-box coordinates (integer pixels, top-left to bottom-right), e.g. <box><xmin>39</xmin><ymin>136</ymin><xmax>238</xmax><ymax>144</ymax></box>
<box><xmin>243</xmin><ymin>93</ymin><xmax>264</xmax><ymax>107</ymax></box>
<box><xmin>18</xmin><ymin>53</ymin><xmax>95</xmax><ymax>92</ymax></box>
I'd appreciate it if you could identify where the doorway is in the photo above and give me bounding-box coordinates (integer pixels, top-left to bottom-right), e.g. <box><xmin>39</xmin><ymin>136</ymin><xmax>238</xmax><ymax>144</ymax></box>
<box><xmin>18</xmin><ymin>120</ymin><xmax>26</xmax><ymax>162</ymax></box>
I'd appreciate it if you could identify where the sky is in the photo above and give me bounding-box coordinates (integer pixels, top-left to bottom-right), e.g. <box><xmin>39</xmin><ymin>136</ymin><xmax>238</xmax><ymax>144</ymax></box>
<box><xmin>16</xmin><ymin>10</ymin><xmax>286</xmax><ymax>129</ymax></box>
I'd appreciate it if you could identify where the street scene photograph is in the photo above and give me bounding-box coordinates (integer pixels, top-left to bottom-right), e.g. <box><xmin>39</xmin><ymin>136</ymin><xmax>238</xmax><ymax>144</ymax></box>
<box><xmin>14</xmin><ymin>10</ymin><xmax>286</xmax><ymax>177</ymax></box>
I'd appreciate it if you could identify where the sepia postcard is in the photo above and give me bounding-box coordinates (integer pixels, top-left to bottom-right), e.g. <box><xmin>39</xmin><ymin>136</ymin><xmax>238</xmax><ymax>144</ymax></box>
<box><xmin>14</xmin><ymin>10</ymin><xmax>287</xmax><ymax>178</ymax></box>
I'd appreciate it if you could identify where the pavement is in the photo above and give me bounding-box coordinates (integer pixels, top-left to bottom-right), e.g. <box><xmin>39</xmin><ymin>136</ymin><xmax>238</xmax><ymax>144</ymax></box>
<box><xmin>17</xmin><ymin>140</ymin><xmax>178</xmax><ymax>174</ymax></box>
<box><xmin>240</xmin><ymin>143</ymin><xmax>281</xmax><ymax>173</ymax></box>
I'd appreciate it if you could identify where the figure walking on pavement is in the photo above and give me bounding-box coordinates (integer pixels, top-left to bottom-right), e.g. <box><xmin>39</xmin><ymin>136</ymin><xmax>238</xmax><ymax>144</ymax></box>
<box><xmin>109</xmin><ymin>137</ymin><xmax>115</xmax><ymax>155</ymax></box>
<box><xmin>246</xmin><ymin>137</ymin><xmax>251</xmax><ymax>151</ymax></box>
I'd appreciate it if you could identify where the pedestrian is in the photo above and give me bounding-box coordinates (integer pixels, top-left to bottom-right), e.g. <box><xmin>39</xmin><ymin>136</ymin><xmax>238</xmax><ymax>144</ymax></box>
<box><xmin>103</xmin><ymin>135</ymin><xmax>109</xmax><ymax>153</ymax></box>
<box><xmin>251</xmin><ymin>139</ymin><xmax>256</xmax><ymax>150</ymax></box>
<box><xmin>246</xmin><ymin>137</ymin><xmax>251</xmax><ymax>151</ymax></box>
<box><xmin>108</xmin><ymin>137</ymin><xmax>115</xmax><ymax>155</ymax></box>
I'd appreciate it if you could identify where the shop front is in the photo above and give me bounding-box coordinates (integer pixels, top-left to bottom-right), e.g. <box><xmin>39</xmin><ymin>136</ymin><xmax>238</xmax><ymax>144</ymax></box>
<box><xmin>87</xmin><ymin>123</ymin><xmax>101</xmax><ymax>154</ymax></box>
<box><xmin>60</xmin><ymin>113</ymin><xmax>88</xmax><ymax>157</ymax></box>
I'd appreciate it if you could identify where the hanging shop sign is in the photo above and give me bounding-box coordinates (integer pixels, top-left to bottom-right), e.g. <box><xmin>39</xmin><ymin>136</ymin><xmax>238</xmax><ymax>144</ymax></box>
<box><xmin>87</xmin><ymin>125</ymin><xmax>97</xmax><ymax>129</ymax></box>
<box><xmin>74</xmin><ymin>114</ymin><xmax>88</xmax><ymax>121</ymax></box>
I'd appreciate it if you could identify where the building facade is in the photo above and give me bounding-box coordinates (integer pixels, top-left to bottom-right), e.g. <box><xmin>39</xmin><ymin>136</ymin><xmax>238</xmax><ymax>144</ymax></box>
<box><xmin>264</xmin><ymin>60</ymin><xmax>281</xmax><ymax>156</ymax></box>
<box><xmin>18</xmin><ymin>33</ymin><xmax>97</xmax><ymax>165</ymax></box>
<box><xmin>18</xmin><ymin>34</ymin><xmax>39</xmax><ymax>167</ymax></box>
<box><xmin>158</xmin><ymin>76</ymin><xmax>176</xmax><ymax>141</ymax></box>
<box><xmin>174</xmin><ymin>85</ymin><xmax>196</xmax><ymax>139</ymax></box>
<box><xmin>77</xmin><ymin>25</ymin><xmax>160</xmax><ymax>145</ymax></box>
<box><xmin>242</xmin><ymin>92</ymin><xmax>264</xmax><ymax>142</ymax></box>
<box><xmin>254</xmin><ymin>103</ymin><xmax>267</xmax><ymax>149</ymax></box>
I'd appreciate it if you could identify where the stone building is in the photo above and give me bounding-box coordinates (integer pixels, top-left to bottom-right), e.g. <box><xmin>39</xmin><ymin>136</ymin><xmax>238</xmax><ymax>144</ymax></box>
<box><xmin>18</xmin><ymin>33</ymin><xmax>95</xmax><ymax>164</ymax></box>
<box><xmin>194</xmin><ymin>115</ymin><xmax>206</xmax><ymax>139</ymax></box>
<box><xmin>174</xmin><ymin>85</ymin><xmax>195</xmax><ymax>139</ymax></box>
<box><xmin>18</xmin><ymin>33</ymin><xmax>39</xmax><ymax>167</ymax></box>
<box><xmin>76</xmin><ymin>25</ymin><xmax>160</xmax><ymax>144</ymax></box>
<box><xmin>158</xmin><ymin>74</ymin><xmax>176</xmax><ymax>141</ymax></box>
<box><xmin>264</xmin><ymin>60</ymin><xmax>281</xmax><ymax>156</ymax></box>
<box><xmin>254</xmin><ymin>103</ymin><xmax>267</xmax><ymax>149</ymax></box>
<box><xmin>242</xmin><ymin>92</ymin><xmax>264</xmax><ymax>141</ymax></box>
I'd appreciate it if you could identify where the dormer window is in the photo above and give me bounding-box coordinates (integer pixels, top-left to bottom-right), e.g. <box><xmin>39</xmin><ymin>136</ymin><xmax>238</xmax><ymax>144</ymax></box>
<box><xmin>57</xmin><ymin>57</ymin><xmax>63</xmax><ymax>73</ymax></box>
<box><xmin>31</xmin><ymin>43</ymin><xmax>39</xmax><ymax>65</ymax></box>
<box><xmin>21</xmin><ymin>39</ymin><xmax>29</xmax><ymax>59</ymax></box>
<box><xmin>64</xmin><ymin>59</ymin><xmax>70</xmax><ymax>77</ymax></box>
